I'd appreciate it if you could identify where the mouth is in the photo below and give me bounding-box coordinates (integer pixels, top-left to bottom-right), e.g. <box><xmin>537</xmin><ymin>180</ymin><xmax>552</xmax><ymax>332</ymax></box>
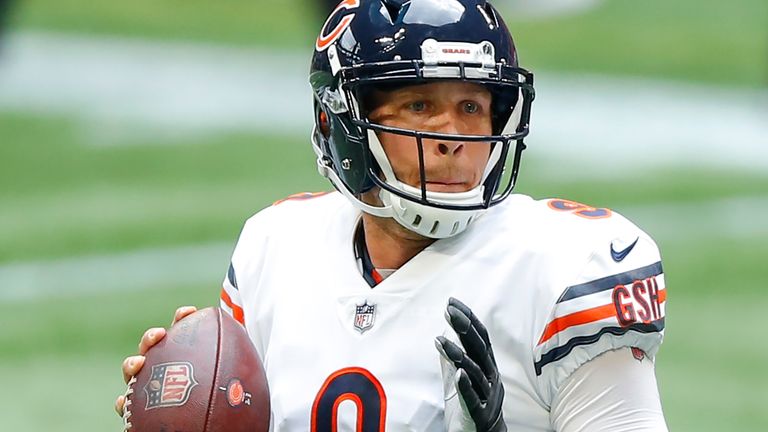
<box><xmin>425</xmin><ymin>181</ymin><xmax>470</xmax><ymax>193</ymax></box>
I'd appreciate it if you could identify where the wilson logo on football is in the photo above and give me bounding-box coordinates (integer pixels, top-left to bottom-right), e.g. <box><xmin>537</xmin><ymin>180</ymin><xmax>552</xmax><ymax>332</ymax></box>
<box><xmin>316</xmin><ymin>0</ymin><xmax>360</xmax><ymax>51</ymax></box>
<box><xmin>144</xmin><ymin>362</ymin><xmax>198</xmax><ymax>409</ymax></box>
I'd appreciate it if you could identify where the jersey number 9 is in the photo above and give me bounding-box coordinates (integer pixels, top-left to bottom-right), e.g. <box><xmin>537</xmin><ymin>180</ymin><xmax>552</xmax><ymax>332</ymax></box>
<box><xmin>311</xmin><ymin>367</ymin><xmax>387</xmax><ymax>432</ymax></box>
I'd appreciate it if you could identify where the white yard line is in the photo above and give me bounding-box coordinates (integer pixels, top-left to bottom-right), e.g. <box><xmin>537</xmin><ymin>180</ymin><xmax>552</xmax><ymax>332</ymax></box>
<box><xmin>0</xmin><ymin>242</ymin><xmax>233</xmax><ymax>302</ymax></box>
<box><xmin>0</xmin><ymin>32</ymin><xmax>312</xmax><ymax>140</ymax></box>
<box><xmin>0</xmin><ymin>31</ymin><xmax>766</xmax><ymax>172</ymax></box>
<box><xmin>0</xmin><ymin>196</ymin><xmax>766</xmax><ymax>303</ymax></box>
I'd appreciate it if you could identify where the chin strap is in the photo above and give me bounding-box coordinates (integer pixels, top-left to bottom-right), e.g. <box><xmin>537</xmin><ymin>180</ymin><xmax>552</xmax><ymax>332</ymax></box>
<box><xmin>379</xmin><ymin>185</ymin><xmax>486</xmax><ymax>239</ymax></box>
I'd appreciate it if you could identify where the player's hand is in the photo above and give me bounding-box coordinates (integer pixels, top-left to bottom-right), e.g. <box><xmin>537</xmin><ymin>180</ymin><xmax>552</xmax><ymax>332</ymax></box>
<box><xmin>114</xmin><ymin>306</ymin><xmax>198</xmax><ymax>417</ymax></box>
<box><xmin>435</xmin><ymin>298</ymin><xmax>506</xmax><ymax>432</ymax></box>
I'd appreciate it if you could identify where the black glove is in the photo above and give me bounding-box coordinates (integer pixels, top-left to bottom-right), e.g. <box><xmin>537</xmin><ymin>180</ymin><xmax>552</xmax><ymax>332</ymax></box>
<box><xmin>436</xmin><ymin>297</ymin><xmax>506</xmax><ymax>432</ymax></box>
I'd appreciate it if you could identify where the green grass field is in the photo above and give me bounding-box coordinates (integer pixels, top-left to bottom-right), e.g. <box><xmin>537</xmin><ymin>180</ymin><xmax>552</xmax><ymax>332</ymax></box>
<box><xmin>1</xmin><ymin>0</ymin><xmax>767</xmax><ymax>430</ymax></box>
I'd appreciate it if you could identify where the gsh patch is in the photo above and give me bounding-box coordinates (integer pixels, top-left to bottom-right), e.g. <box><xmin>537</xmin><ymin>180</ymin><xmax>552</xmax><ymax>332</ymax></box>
<box><xmin>613</xmin><ymin>276</ymin><xmax>663</xmax><ymax>327</ymax></box>
<box><xmin>219</xmin><ymin>378</ymin><xmax>252</xmax><ymax>407</ymax></box>
<box><xmin>354</xmin><ymin>301</ymin><xmax>376</xmax><ymax>333</ymax></box>
<box><xmin>144</xmin><ymin>362</ymin><xmax>198</xmax><ymax>409</ymax></box>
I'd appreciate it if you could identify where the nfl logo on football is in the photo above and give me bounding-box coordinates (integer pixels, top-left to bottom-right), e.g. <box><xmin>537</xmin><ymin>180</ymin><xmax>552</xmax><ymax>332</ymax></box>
<box><xmin>354</xmin><ymin>302</ymin><xmax>376</xmax><ymax>333</ymax></box>
<box><xmin>144</xmin><ymin>361</ymin><xmax>198</xmax><ymax>409</ymax></box>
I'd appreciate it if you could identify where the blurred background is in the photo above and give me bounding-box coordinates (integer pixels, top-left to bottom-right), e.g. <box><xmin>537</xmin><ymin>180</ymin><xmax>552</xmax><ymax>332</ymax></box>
<box><xmin>0</xmin><ymin>0</ymin><xmax>766</xmax><ymax>430</ymax></box>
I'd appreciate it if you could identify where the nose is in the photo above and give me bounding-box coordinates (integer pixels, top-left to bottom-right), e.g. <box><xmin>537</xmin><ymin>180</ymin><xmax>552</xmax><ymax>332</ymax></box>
<box><xmin>425</xmin><ymin>111</ymin><xmax>465</xmax><ymax>157</ymax></box>
<box><xmin>437</xmin><ymin>141</ymin><xmax>463</xmax><ymax>156</ymax></box>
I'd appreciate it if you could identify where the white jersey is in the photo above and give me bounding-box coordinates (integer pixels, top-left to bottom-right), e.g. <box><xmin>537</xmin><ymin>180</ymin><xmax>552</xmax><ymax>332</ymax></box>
<box><xmin>219</xmin><ymin>192</ymin><xmax>666</xmax><ymax>431</ymax></box>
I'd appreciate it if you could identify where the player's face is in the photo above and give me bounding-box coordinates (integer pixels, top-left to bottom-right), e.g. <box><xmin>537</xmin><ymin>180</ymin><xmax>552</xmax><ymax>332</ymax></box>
<box><xmin>367</xmin><ymin>81</ymin><xmax>493</xmax><ymax>193</ymax></box>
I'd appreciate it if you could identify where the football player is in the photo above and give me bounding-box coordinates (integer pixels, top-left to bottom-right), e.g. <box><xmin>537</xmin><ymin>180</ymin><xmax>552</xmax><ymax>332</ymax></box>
<box><xmin>116</xmin><ymin>0</ymin><xmax>668</xmax><ymax>430</ymax></box>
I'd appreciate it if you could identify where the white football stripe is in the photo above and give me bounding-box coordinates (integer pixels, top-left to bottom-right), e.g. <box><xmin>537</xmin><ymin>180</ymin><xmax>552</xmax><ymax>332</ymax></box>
<box><xmin>0</xmin><ymin>243</ymin><xmax>232</xmax><ymax>302</ymax></box>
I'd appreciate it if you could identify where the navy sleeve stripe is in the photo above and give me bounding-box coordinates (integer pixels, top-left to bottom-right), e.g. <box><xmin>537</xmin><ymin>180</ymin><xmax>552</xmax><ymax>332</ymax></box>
<box><xmin>227</xmin><ymin>262</ymin><xmax>238</xmax><ymax>290</ymax></box>
<box><xmin>557</xmin><ymin>261</ymin><xmax>663</xmax><ymax>303</ymax></box>
<box><xmin>534</xmin><ymin>318</ymin><xmax>664</xmax><ymax>375</ymax></box>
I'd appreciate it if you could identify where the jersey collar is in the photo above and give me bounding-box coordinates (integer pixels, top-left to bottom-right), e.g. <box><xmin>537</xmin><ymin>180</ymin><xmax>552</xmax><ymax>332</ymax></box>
<box><xmin>353</xmin><ymin>222</ymin><xmax>385</xmax><ymax>288</ymax></box>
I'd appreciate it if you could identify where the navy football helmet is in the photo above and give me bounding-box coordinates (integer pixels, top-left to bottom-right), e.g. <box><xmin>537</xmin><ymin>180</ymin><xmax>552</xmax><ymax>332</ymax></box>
<box><xmin>310</xmin><ymin>0</ymin><xmax>534</xmax><ymax>238</ymax></box>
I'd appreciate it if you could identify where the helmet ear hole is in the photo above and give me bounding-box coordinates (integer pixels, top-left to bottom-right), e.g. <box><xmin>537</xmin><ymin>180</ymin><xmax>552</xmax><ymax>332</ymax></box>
<box><xmin>318</xmin><ymin>110</ymin><xmax>331</xmax><ymax>138</ymax></box>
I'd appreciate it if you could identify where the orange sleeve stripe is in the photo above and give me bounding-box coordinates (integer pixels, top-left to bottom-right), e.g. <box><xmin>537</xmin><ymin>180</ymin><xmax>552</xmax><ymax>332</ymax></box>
<box><xmin>538</xmin><ymin>288</ymin><xmax>668</xmax><ymax>346</ymax></box>
<box><xmin>538</xmin><ymin>303</ymin><xmax>616</xmax><ymax>345</ymax></box>
<box><xmin>220</xmin><ymin>288</ymin><xmax>245</xmax><ymax>325</ymax></box>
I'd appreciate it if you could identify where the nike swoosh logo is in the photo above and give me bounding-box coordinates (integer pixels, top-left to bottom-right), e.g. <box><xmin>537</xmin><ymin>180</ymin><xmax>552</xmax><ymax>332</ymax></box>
<box><xmin>611</xmin><ymin>237</ymin><xmax>639</xmax><ymax>262</ymax></box>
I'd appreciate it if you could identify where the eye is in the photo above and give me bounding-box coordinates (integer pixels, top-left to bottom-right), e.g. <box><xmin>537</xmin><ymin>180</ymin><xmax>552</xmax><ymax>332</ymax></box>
<box><xmin>408</xmin><ymin>100</ymin><xmax>427</xmax><ymax>112</ymax></box>
<box><xmin>463</xmin><ymin>102</ymin><xmax>480</xmax><ymax>114</ymax></box>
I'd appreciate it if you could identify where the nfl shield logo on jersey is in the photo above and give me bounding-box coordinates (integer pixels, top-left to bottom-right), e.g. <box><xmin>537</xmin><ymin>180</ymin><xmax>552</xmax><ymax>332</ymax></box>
<box><xmin>354</xmin><ymin>301</ymin><xmax>376</xmax><ymax>333</ymax></box>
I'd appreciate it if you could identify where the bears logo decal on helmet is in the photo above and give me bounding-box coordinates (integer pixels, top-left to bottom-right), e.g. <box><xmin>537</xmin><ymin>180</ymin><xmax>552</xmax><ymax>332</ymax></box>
<box><xmin>316</xmin><ymin>0</ymin><xmax>361</xmax><ymax>51</ymax></box>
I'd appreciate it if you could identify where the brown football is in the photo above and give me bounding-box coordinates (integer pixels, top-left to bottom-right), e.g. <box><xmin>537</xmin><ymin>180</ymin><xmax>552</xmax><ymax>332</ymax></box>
<box><xmin>123</xmin><ymin>307</ymin><xmax>270</xmax><ymax>432</ymax></box>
